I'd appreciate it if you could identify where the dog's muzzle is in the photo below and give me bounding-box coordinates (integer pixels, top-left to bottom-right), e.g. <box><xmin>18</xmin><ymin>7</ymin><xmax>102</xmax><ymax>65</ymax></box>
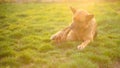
<box><xmin>70</xmin><ymin>22</ymin><xmax>76</xmax><ymax>29</ymax></box>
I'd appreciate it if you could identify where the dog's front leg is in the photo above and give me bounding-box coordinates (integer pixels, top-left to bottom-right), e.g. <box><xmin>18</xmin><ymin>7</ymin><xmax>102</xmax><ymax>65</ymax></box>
<box><xmin>61</xmin><ymin>27</ymin><xmax>71</xmax><ymax>41</ymax></box>
<box><xmin>50</xmin><ymin>26</ymin><xmax>71</xmax><ymax>43</ymax></box>
<box><xmin>77</xmin><ymin>40</ymin><xmax>91</xmax><ymax>50</ymax></box>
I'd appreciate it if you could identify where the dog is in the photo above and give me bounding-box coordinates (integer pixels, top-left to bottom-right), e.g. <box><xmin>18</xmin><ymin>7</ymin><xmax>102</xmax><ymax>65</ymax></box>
<box><xmin>50</xmin><ymin>7</ymin><xmax>97</xmax><ymax>50</ymax></box>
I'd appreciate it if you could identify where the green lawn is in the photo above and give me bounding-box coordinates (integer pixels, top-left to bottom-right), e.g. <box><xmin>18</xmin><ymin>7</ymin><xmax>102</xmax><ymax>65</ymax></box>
<box><xmin>0</xmin><ymin>1</ymin><xmax>120</xmax><ymax>68</ymax></box>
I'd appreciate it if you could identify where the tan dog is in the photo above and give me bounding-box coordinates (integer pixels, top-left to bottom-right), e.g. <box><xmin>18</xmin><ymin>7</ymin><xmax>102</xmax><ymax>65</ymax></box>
<box><xmin>51</xmin><ymin>7</ymin><xmax>97</xmax><ymax>50</ymax></box>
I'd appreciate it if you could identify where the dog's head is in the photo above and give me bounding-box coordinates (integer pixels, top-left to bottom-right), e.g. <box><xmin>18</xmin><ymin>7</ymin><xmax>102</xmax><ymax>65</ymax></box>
<box><xmin>70</xmin><ymin>7</ymin><xmax>94</xmax><ymax>28</ymax></box>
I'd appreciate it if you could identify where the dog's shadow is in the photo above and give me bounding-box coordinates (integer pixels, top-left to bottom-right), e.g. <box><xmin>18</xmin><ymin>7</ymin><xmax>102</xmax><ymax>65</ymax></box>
<box><xmin>51</xmin><ymin>41</ymin><xmax>80</xmax><ymax>50</ymax></box>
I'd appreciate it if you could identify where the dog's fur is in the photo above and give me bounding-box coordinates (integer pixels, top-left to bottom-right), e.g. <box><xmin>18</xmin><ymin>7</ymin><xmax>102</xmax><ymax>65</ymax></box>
<box><xmin>50</xmin><ymin>7</ymin><xmax>97</xmax><ymax>50</ymax></box>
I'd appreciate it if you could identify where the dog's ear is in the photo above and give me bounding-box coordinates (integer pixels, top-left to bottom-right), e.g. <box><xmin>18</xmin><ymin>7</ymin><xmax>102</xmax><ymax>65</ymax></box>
<box><xmin>70</xmin><ymin>7</ymin><xmax>76</xmax><ymax>14</ymax></box>
<box><xmin>86</xmin><ymin>14</ymin><xmax>94</xmax><ymax>21</ymax></box>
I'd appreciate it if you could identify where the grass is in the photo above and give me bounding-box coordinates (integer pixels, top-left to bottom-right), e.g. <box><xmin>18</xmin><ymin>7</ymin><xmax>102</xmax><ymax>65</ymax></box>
<box><xmin>0</xmin><ymin>1</ymin><xmax>120</xmax><ymax>68</ymax></box>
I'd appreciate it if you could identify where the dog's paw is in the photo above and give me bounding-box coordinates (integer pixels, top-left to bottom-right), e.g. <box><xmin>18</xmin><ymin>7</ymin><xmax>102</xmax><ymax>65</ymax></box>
<box><xmin>77</xmin><ymin>45</ymin><xmax>86</xmax><ymax>50</ymax></box>
<box><xmin>50</xmin><ymin>35</ymin><xmax>54</xmax><ymax>40</ymax></box>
